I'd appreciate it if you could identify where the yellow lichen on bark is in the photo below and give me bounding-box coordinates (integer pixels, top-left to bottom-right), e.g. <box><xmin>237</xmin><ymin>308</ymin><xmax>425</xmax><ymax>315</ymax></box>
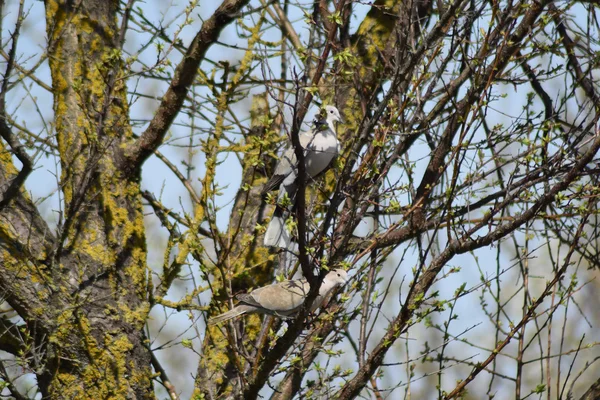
<box><xmin>0</xmin><ymin>141</ymin><xmax>18</xmax><ymax>176</ymax></box>
<box><xmin>52</xmin><ymin>313</ymin><xmax>143</xmax><ymax>399</ymax></box>
<box><xmin>42</xmin><ymin>1</ymin><xmax>153</xmax><ymax>397</ymax></box>
<box><xmin>0</xmin><ymin>141</ymin><xmax>51</xmax><ymax>304</ymax></box>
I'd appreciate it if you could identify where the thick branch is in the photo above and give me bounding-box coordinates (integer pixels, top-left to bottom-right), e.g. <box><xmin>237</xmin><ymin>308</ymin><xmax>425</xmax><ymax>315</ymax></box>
<box><xmin>0</xmin><ymin>188</ymin><xmax>54</xmax><ymax>326</ymax></box>
<box><xmin>580</xmin><ymin>376</ymin><xmax>600</xmax><ymax>400</ymax></box>
<box><xmin>0</xmin><ymin>119</ymin><xmax>32</xmax><ymax>209</ymax></box>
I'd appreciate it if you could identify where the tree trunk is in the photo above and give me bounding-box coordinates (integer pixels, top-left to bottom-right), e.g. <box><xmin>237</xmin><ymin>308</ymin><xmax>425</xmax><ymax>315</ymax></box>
<box><xmin>4</xmin><ymin>1</ymin><xmax>153</xmax><ymax>397</ymax></box>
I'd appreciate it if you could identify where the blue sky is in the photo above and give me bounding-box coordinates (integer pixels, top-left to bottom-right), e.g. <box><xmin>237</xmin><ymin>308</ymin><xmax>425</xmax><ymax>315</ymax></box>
<box><xmin>2</xmin><ymin>1</ymin><xmax>600</xmax><ymax>398</ymax></box>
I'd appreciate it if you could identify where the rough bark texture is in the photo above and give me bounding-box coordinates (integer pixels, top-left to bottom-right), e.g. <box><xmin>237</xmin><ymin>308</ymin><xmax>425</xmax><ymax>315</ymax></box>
<box><xmin>2</xmin><ymin>0</ymin><xmax>600</xmax><ymax>398</ymax></box>
<box><xmin>579</xmin><ymin>377</ymin><xmax>600</xmax><ymax>400</ymax></box>
<box><xmin>36</xmin><ymin>1</ymin><xmax>151</xmax><ymax>397</ymax></box>
<box><xmin>0</xmin><ymin>0</ymin><xmax>249</xmax><ymax>398</ymax></box>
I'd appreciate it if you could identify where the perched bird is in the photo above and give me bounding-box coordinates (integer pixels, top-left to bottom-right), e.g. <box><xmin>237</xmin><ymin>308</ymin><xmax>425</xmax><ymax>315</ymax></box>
<box><xmin>208</xmin><ymin>269</ymin><xmax>348</xmax><ymax>325</ymax></box>
<box><xmin>263</xmin><ymin>105</ymin><xmax>343</xmax><ymax>248</ymax></box>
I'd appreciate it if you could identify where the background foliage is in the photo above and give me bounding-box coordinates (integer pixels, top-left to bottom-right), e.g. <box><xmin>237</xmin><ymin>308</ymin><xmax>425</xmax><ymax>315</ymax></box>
<box><xmin>1</xmin><ymin>0</ymin><xmax>600</xmax><ymax>399</ymax></box>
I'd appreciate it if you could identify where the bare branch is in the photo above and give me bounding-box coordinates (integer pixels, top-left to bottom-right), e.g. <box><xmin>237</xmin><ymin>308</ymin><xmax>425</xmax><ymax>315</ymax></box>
<box><xmin>126</xmin><ymin>0</ymin><xmax>250</xmax><ymax>170</ymax></box>
<box><xmin>0</xmin><ymin>0</ymin><xmax>32</xmax><ymax>209</ymax></box>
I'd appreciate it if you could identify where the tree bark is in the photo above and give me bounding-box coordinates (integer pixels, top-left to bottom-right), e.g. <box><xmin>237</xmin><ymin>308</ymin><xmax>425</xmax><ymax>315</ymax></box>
<box><xmin>579</xmin><ymin>376</ymin><xmax>600</xmax><ymax>400</ymax></box>
<box><xmin>33</xmin><ymin>1</ymin><xmax>153</xmax><ymax>397</ymax></box>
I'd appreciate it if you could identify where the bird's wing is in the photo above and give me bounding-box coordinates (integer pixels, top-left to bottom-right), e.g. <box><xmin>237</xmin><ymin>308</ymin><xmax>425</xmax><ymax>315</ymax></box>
<box><xmin>262</xmin><ymin>140</ymin><xmax>301</xmax><ymax>194</ymax></box>
<box><xmin>308</xmin><ymin>148</ymin><xmax>338</xmax><ymax>181</ymax></box>
<box><xmin>261</xmin><ymin>173</ymin><xmax>286</xmax><ymax>195</ymax></box>
<box><xmin>302</xmin><ymin>128</ymin><xmax>339</xmax><ymax>180</ymax></box>
<box><xmin>262</xmin><ymin>127</ymin><xmax>335</xmax><ymax>194</ymax></box>
<box><xmin>248</xmin><ymin>279</ymin><xmax>310</xmax><ymax>313</ymax></box>
<box><xmin>274</xmin><ymin>129</ymin><xmax>319</xmax><ymax>174</ymax></box>
<box><xmin>236</xmin><ymin>292</ymin><xmax>263</xmax><ymax>308</ymax></box>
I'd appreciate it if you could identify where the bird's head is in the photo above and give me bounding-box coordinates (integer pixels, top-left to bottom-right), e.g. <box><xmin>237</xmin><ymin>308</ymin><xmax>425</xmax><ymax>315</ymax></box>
<box><xmin>325</xmin><ymin>268</ymin><xmax>348</xmax><ymax>287</ymax></box>
<box><xmin>324</xmin><ymin>105</ymin><xmax>343</xmax><ymax>124</ymax></box>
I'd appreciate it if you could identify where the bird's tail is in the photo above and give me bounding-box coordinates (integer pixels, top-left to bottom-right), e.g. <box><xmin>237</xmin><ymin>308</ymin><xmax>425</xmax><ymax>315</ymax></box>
<box><xmin>208</xmin><ymin>305</ymin><xmax>253</xmax><ymax>325</ymax></box>
<box><xmin>263</xmin><ymin>207</ymin><xmax>292</xmax><ymax>249</ymax></box>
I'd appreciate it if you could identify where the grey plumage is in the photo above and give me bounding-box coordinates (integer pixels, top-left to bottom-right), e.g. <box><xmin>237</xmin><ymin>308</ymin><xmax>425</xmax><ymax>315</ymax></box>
<box><xmin>263</xmin><ymin>106</ymin><xmax>343</xmax><ymax>248</ymax></box>
<box><xmin>208</xmin><ymin>269</ymin><xmax>348</xmax><ymax>325</ymax></box>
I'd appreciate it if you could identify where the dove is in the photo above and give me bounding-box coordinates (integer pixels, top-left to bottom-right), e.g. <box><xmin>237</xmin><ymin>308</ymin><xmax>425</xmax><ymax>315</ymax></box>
<box><xmin>263</xmin><ymin>105</ymin><xmax>343</xmax><ymax>248</ymax></box>
<box><xmin>208</xmin><ymin>269</ymin><xmax>348</xmax><ymax>325</ymax></box>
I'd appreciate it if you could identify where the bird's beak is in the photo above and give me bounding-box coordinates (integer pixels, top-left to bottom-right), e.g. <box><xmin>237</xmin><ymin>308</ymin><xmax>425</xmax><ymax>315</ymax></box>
<box><xmin>338</xmin><ymin>114</ymin><xmax>345</xmax><ymax>124</ymax></box>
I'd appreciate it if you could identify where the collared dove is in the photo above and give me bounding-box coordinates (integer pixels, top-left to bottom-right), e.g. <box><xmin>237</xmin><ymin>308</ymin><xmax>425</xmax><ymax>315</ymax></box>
<box><xmin>208</xmin><ymin>269</ymin><xmax>348</xmax><ymax>325</ymax></box>
<box><xmin>263</xmin><ymin>106</ymin><xmax>343</xmax><ymax>248</ymax></box>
